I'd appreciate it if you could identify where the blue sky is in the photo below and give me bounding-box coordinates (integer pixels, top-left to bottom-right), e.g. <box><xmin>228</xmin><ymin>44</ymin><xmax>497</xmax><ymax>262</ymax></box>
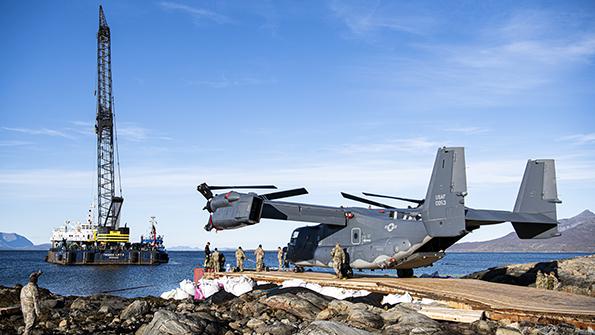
<box><xmin>1</xmin><ymin>1</ymin><xmax>594</xmax><ymax>248</ymax></box>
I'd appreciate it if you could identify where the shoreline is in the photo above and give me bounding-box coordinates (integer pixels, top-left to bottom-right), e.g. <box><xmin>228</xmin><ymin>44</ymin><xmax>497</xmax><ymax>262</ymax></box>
<box><xmin>0</xmin><ymin>281</ymin><xmax>588</xmax><ymax>335</ymax></box>
<box><xmin>1</xmin><ymin>255</ymin><xmax>593</xmax><ymax>334</ymax></box>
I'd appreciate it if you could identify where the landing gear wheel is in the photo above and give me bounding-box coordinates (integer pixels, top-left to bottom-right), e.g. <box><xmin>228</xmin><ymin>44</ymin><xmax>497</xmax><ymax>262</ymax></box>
<box><xmin>341</xmin><ymin>264</ymin><xmax>353</xmax><ymax>279</ymax></box>
<box><xmin>294</xmin><ymin>266</ymin><xmax>305</xmax><ymax>273</ymax></box>
<box><xmin>397</xmin><ymin>268</ymin><xmax>414</xmax><ymax>278</ymax></box>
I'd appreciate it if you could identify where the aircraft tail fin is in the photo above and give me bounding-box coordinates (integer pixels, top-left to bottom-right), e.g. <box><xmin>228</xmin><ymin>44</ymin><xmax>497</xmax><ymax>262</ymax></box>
<box><xmin>422</xmin><ymin>147</ymin><xmax>467</xmax><ymax>237</ymax></box>
<box><xmin>512</xmin><ymin>159</ymin><xmax>561</xmax><ymax>239</ymax></box>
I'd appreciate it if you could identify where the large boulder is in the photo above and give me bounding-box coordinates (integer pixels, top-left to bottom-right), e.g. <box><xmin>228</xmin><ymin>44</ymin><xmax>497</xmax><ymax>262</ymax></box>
<box><xmin>380</xmin><ymin>305</ymin><xmax>441</xmax><ymax>335</ymax></box>
<box><xmin>136</xmin><ymin>309</ymin><xmax>205</xmax><ymax>335</ymax></box>
<box><xmin>317</xmin><ymin>300</ymin><xmax>384</xmax><ymax>330</ymax></box>
<box><xmin>121</xmin><ymin>300</ymin><xmax>150</xmax><ymax>320</ymax></box>
<box><xmin>263</xmin><ymin>293</ymin><xmax>322</xmax><ymax>320</ymax></box>
<box><xmin>255</xmin><ymin>321</ymin><xmax>297</xmax><ymax>335</ymax></box>
<box><xmin>464</xmin><ymin>254</ymin><xmax>595</xmax><ymax>297</ymax></box>
<box><xmin>298</xmin><ymin>320</ymin><xmax>375</xmax><ymax>335</ymax></box>
<box><xmin>70</xmin><ymin>297</ymin><xmax>90</xmax><ymax>310</ymax></box>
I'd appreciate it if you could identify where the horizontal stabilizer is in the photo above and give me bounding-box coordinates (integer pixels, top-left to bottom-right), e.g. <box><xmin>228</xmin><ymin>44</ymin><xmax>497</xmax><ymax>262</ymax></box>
<box><xmin>466</xmin><ymin>160</ymin><xmax>561</xmax><ymax>239</ymax></box>
<box><xmin>512</xmin><ymin>159</ymin><xmax>561</xmax><ymax>239</ymax></box>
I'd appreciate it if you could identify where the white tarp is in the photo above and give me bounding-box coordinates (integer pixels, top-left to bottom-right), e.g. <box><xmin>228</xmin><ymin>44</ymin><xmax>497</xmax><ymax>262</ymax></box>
<box><xmin>381</xmin><ymin>292</ymin><xmax>413</xmax><ymax>305</ymax></box>
<box><xmin>167</xmin><ymin>275</ymin><xmax>255</xmax><ymax>301</ymax></box>
<box><xmin>179</xmin><ymin>279</ymin><xmax>195</xmax><ymax>296</ymax></box>
<box><xmin>199</xmin><ymin>280</ymin><xmax>221</xmax><ymax>299</ymax></box>
<box><xmin>161</xmin><ymin>276</ymin><xmax>420</xmax><ymax>306</ymax></box>
<box><xmin>219</xmin><ymin>275</ymin><xmax>255</xmax><ymax>296</ymax></box>
<box><xmin>160</xmin><ymin>287</ymin><xmax>193</xmax><ymax>300</ymax></box>
<box><xmin>281</xmin><ymin>279</ymin><xmax>371</xmax><ymax>300</ymax></box>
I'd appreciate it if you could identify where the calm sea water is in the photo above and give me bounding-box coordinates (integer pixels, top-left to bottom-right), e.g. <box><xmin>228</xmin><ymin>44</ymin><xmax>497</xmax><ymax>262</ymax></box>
<box><xmin>0</xmin><ymin>251</ymin><xmax>589</xmax><ymax>298</ymax></box>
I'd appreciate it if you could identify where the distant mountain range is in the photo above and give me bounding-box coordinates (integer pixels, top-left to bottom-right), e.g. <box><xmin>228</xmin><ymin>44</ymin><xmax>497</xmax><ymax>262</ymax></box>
<box><xmin>0</xmin><ymin>233</ymin><xmax>50</xmax><ymax>250</ymax></box>
<box><xmin>450</xmin><ymin>210</ymin><xmax>595</xmax><ymax>252</ymax></box>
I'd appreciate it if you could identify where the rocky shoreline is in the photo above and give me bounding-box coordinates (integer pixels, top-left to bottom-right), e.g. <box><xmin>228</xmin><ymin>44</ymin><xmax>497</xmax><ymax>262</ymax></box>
<box><xmin>464</xmin><ymin>254</ymin><xmax>595</xmax><ymax>297</ymax></box>
<box><xmin>0</xmin><ymin>280</ymin><xmax>590</xmax><ymax>335</ymax></box>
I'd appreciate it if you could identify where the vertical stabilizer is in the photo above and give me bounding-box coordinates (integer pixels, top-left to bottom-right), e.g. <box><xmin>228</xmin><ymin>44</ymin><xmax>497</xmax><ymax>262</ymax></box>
<box><xmin>422</xmin><ymin>147</ymin><xmax>467</xmax><ymax>237</ymax></box>
<box><xmin>512</xmin><ymin>159</ymin><xmax>561</xmax><ymax>239</ymax></box>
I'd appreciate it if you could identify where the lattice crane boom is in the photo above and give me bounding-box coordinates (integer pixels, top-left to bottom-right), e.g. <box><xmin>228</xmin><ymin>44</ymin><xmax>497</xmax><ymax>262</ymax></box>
<box><xmin>96</xmin><ymin>6</ymin><xmax>122</xmax><ymax>229</ymax></box>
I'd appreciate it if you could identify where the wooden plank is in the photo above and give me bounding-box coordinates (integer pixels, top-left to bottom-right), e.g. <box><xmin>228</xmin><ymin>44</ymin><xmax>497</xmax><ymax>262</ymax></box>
<box><xmin>206</xmin><ymin>270</ymin><xmax>595</xmax><ymax>329</ymax></box>
<box><xmin>418</xmin><ymin>306</ymin><xmax>484</xmax><ymax>323</ymax></box>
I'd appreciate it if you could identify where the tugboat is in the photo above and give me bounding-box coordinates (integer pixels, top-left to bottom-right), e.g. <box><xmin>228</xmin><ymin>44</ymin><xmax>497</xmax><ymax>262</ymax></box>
<box><xmin>46</xmin><ymin>6</ymin><xmax>168</xmax><ymax>265</ymax></box>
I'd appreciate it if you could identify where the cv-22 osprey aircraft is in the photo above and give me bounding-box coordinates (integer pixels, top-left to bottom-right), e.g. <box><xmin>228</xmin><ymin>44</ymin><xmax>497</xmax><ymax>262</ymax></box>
<box><xmin>197</xmin><ymin>147</ymin><xmax>561</xmax><ymax>277</ymax></box>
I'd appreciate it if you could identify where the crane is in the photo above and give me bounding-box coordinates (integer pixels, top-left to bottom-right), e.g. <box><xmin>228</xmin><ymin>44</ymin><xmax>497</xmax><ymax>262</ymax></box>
<box><xmin>95</xmin><ymin>6</ymin><xmax>126</xmax><ymax>244</ymax></box>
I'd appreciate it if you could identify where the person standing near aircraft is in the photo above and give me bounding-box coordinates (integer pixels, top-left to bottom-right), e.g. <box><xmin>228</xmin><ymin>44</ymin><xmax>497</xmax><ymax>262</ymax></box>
<box><xmin>211</xmin><ymin>248</ymin><xmax>220</xmax><ymax>272</ymax></box>
<box><xmin>277</xmin><ymin>247</ymin><xmax>284</xmax><ymax>271</ymax></box>
<box><xmin>21</xmin><ymin>270</ymin><xmax>42</xmax><ymax>335</ymax></box>
<box><xmin>235</xmin><ymin>246</ymin><xmax>246</xmax><ymax>271</ymax></box>
<box><xmin>219</xmin><ymin>251</ymin><xmax>226</xmax><ymax>272</ymax></box>
<box><xmin>204</xmin><ymin>242</ymin><xmax>212</xmax><ymax>271</ymax></box>
<box><xmin>331</xmin><ymin>243</ymin><xmax>345</xmax><ymax>279</ymax></box>
<box><xmin>255</xmin><ymin>245</ymin><xmax>265</xmax><ymax>271</ymax></box>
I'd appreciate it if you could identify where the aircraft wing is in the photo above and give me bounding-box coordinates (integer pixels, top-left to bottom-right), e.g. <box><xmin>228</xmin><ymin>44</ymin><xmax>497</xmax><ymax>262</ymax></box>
<box><xmin>261</xmin><ymin>201</ymin><xmax>348</xmax><ymax>226</ymax></box>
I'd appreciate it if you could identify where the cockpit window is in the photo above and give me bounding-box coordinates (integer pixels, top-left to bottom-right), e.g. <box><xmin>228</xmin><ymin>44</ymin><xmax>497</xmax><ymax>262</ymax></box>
<box><xmin>291</xmin><ymin>231</ymin><xmax>299</xmax><ymax>239</ymax></box>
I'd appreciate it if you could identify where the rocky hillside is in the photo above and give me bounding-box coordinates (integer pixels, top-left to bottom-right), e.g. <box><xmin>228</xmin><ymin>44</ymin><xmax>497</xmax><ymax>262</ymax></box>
<box><xmin>450</xmin><ymin>210</ymin><xmax>595</xmax><ymax>252</ymax></box>
<box><xmin>464</xmin><ymin>254</ymin><xmax>595</xmax><ymax>297</ymax></box>
<box><xmin>0</xmin><ymin>232</ymin><xmax>50</xmax><ymax>250</ymax></box>
<box><xmin>0</xmin><ymin>283</ymin><xmax>585</xmax><ymax>335</ymax></box>
<box><xmin>0</xmin><ymin>233</ymin><xmax>34</xmax><ymax>249</ymax></box>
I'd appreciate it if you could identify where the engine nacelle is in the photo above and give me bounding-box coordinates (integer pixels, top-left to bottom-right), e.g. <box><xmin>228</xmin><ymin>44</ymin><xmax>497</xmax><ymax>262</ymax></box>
<box><xmin>205</xmin><ymin>193</ymin><xmax>264</xmax><ymax>231</ymax></box>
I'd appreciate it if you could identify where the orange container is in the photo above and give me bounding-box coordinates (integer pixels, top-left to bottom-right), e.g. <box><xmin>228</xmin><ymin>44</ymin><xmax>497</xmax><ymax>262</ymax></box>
<box><xmin>194</xmin><ymin>267</ymin><xmax>205</xmax><ymax>284</ymax></box>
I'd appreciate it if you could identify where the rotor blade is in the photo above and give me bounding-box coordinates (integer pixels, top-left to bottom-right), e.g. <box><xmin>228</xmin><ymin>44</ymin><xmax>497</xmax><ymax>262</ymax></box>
<box><xmin>362</xmin><ymin>192</ymin><xmax>425</xmax><ymax>205</ymax></box>
<box><xmin>261</xmin><ymin>188</ymin><xmax>308</xmax><ymax>200</ymax></box>
<box><xmin>341</xmin><ymin>192</ymin><xmax>395</xmax><ymax>209</ymax></box>
<box><xmin>209</xmin><ymin>185</ymin><xmax>278</xmax><ymax>190</ymax></box>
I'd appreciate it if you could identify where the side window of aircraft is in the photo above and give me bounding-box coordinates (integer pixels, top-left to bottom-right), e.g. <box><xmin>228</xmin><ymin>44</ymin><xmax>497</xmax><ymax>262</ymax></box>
<box><xmin>351</xmin><ymin>228</ymin><xmax>361</xmax><ymax>245</ymax></box>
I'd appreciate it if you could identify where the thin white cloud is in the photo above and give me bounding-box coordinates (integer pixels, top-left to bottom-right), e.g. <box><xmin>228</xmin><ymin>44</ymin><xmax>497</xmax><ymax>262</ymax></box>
<box><xmin>337</xmin><ymin>138</ymin><xmax>442</xmax><ymax>155</ymax></box>
<box><xmin>160</xmin><ymin>2</ymin><xmax>232</xmax><ymax>25</ymax></box>
<box><xmin>185</xmin><ymin>75</ymin><xmax>277</xmax><ymax>89</ymax></box>
<box><xmin>0</xmin><ymin>140</ymin><xmax>32</xmax><ymax>147</ymax></box>
<box><xmin>2</xmin><ymin>122</ymin><xmax>171</xmax><ymax>143</ymax></box>
<box><xmin>117</xmin><ymin>123</ymin><xmax>172</xmax><ymax>142</ymax></box>
<box><xmin>339</xmin><ymin>7</ymin><xmax>595</xmax><ymax>108</ymax></box>
<box><xmin>444</xmin><ymin>127</ymin><xmax>488</xmax><ymax>135</ymax></box>
<box><xmin>559</xmin><ymin>133</ymin><xmax>595</xmax><ymax>145</ymax></box>
<box><xmin>2</xmin><ymin>127</ymin><xmax>75</xmax><ymax>139</ymax></box>
<box><xmin>329</xmin><ymin>1</ymin><xmax>436</xmax><ymax>37</ymax></box>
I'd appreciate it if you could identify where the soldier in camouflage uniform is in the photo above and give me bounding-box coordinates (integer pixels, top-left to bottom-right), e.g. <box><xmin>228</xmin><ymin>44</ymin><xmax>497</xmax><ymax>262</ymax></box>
<box><xmin>277</xmin><ymin>247</ymin><xmax>284</xmax><ymax>271</ymax></box>
<box><xmin>547</xmin><ymin>272</ymin><xmax>559</xmax><ymax>290</ymax></box>
<box><xmin>20</xmin><ymin>270</ymin><xmax>42</xmax><ymax>335</ymax></box>
<box><xmin>330</xmin><ymin>243</ymin><xmax>345</xmax><ymax>279</ymax></box>
<box><xmin>255</xmin><ymin>245</ymin><xmax>265</xmax><ymax>272</ymax></box>
<box><xmin>235</xmin><ymin>247</ymin><xmax>246</xmax><ymax>272</ymax></box>
<box><xmin>203</xmin><ymin>242</ymin><xmax>212</xmax><ymax>271</ymax></box>
<box><xmin>211</xmin><ymin>248</ymin><xmax>221</xmax><ymax>272</ymax></box>
<box><xmin>535</xmin><ymin>270</ymin><xmax>545</xmax><ymax>289</ymax></box>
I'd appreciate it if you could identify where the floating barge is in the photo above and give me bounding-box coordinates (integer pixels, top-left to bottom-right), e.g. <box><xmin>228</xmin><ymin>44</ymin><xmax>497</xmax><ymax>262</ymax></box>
<box><xmin>47</xmin><ymin>217</ymin><xmax>168</xmax><ymax>266</ymax></box>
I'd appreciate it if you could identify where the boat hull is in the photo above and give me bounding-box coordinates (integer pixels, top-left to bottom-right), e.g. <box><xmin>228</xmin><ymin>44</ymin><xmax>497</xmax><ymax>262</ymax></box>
<box><xmin>46</xmin><ymin>249</ymin><xmax>169</xmax><ymax>265</ymax></box>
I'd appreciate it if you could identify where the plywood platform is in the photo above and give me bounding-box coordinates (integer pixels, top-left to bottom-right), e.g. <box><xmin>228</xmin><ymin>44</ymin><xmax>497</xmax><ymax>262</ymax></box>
<box><xmin>206</xmin><ymin>270</ymin><xmax>595</xmax><ymax>329</ymax></box>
